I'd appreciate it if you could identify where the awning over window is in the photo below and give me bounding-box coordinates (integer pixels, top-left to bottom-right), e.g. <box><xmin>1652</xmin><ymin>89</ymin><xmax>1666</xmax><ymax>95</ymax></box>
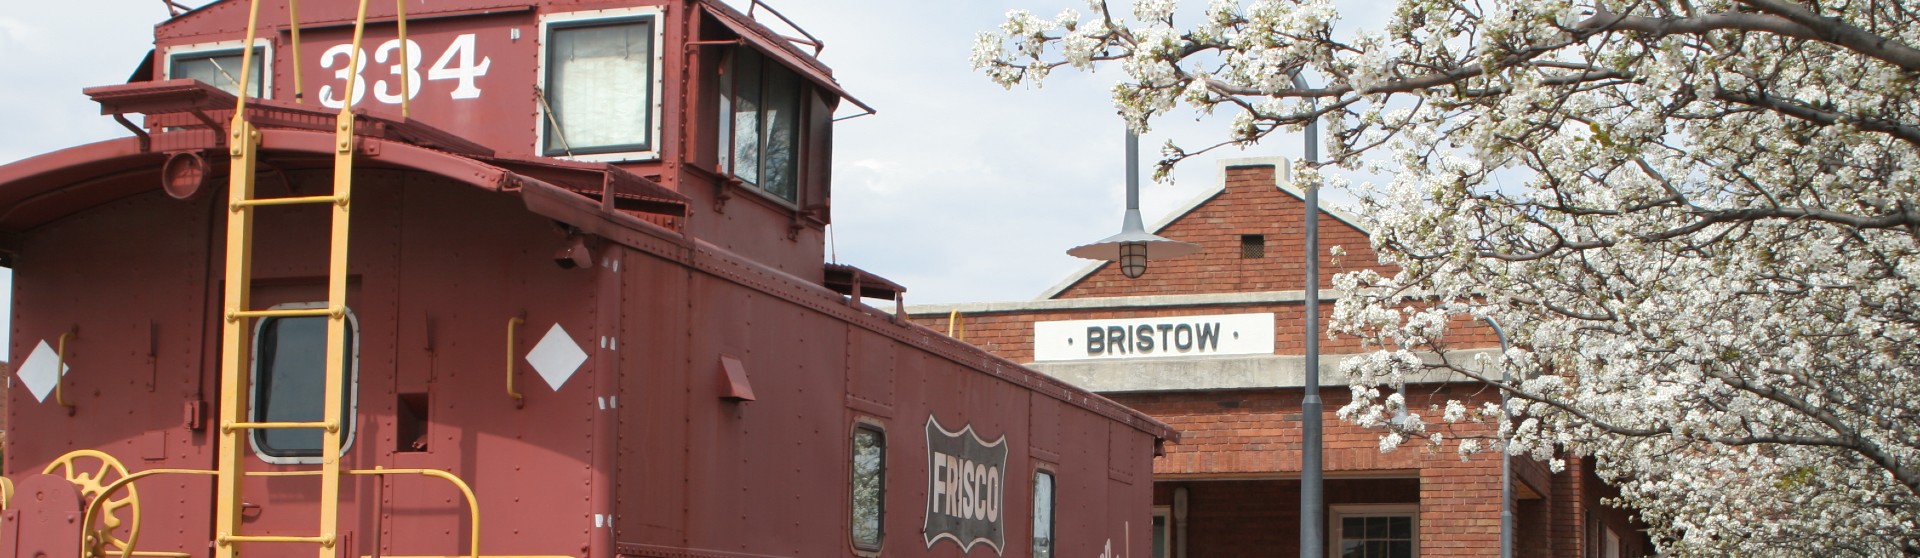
<box><xmin>697</xmin><ymin>0</ymin><xmax>875</xmax><ymax>119</ymax></box>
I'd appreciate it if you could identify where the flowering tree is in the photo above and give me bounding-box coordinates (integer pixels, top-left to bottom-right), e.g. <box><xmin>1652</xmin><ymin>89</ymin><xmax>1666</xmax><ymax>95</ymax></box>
<box><xmin>974</xmin><ymin>0</ymin><xmax>1920</xmax><ymax>554</ymax></box>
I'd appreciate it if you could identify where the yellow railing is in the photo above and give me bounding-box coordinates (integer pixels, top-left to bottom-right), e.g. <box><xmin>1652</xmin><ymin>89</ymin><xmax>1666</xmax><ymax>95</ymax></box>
<box><xmin>76</xmin><ymin>466</ymin><xmax>489</xmax><ymax>558</ymax></box>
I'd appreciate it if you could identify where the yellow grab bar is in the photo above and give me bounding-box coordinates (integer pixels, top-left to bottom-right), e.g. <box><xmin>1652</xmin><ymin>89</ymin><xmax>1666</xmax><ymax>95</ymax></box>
<box><xmin>222</xmin><ymin>421</ymin><xmax>338</xmax><ymax>433</ymax></box>
<box><xmin>507</xmin><ymin>317</ymin><xmax>524</xmax><ymax>407</ymax></box>
<box><xmin>395</xmin><ymin>0</ymin><xmax>411</xmax><ymax>118</ymax></box>
<box><xmin>227</xmin><ymin>307</ymin><xmax>342</xmax><ymax>322</ymax></box>
<box><xmin>76</xmin><ymin>468</ymin><xmax>218</xmax><ymax>558</ymax></box>
<box><xmin>349</xmin><ymin>468</ymin><xmax>479</xmax><ymax>558</ymax></box>
<box><xmin>947</xmin><ymin>310</ymin><xmax>964</xmax><ymax>341</ymax></box>
<box><xmin>219</xmin><ymin>535</ymin><xmax>333</xmax><ymax>547</ymax></box>
<box><xmin>289</xmin><ymin>0</ymin><xmax>304</xmax><ymax>102</ymax></box>
<box><xmin>81</xmin><ymin>466</ymin><xmax>482</xmax><ymax>558</ymax></box>
<box><xmin>231</xmin><ymin>195</ymin><xmax>346</xmax><ymax>209</ymax></box>
<box><xmin>55</xmin><ymin>330</ymin><xmax>76</xmax><ymax>413</ymax></box>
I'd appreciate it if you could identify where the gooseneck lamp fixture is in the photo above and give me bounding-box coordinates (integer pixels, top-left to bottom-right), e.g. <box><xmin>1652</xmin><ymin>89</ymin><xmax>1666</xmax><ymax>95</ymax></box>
<box><xmin>1067</xmin><ymin>130</ymin><xmax>1201</xmax><ymax>276</ymax></box>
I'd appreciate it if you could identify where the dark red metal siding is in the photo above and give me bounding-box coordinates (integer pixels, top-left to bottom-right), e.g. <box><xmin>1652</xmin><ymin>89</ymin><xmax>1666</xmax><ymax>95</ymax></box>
<box><xmin>8</xmin><ymin>188</ymin><xmax>217</xmax><ymax>558</ymax></box>
<box><xmin>4</xmin><ymin>4</ymin><xmax>1169</xmax><ymax>558</ymax></box>
<box><xmin>604</xmin><ymin>246</ymin><xmax>1160</xmax><ymax>556</ymax></box>
<box><xmin>386</xmin><ymin>170</ymin><xmax>602</xmax><ymax>558</ymax></box>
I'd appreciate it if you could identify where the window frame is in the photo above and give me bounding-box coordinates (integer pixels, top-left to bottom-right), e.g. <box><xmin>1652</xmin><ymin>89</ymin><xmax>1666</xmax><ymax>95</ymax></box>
<box><xmin>849</xmin><ymin>419</ymin><xmax>887</xmax><ymax>554</ymax></box>
<box><xmin>715</xmin><ymin>46</ymin><xmax>808</xmax><ymax>206</ymax></box>
<box><xmin>1151</xmin><ymin>505</ymin><xmax>1172</xmax><ymax>558</ymax></box>
<box><xmin>247</xmin><ymin>302</ymin><xmax>360</xmax><ymax>465</ymax></box>
<box><xmin>164</xmin><ymin>38</ymin><xmax>273</xmax><ymax>99</ymax></box>
<box><xmin>1327</xmin><ymin>503</ymin><xmax>1419</xmax><ymax>558</ymax></box>
<box><xmin>1031</xmin><ymin>466</ymin><xmax>1057</xmax><ymax>558</ymax></box>
<box><xmin>535</xmin><ymin>6</ymin><xmax>666</xmax><ymax>162</ymax></box>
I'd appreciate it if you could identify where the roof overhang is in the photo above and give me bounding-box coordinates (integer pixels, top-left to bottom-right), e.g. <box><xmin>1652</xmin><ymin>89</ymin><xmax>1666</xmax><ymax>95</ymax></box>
<box><xmin>697</xmin><ymin>0</ymin><xmax>875</xmax><ymax>118</ymax></box>
<box><xmin>0</xmin><ymin>80</ymin><xmax>689</xmax><ymax>234</ymax></box>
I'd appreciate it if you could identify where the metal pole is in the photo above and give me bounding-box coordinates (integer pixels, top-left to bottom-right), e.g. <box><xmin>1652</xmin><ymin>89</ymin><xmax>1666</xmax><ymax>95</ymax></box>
<box><xmin>1126</xmin><ymin>131</ymin><xmax>1142</xmax><ymax>212</ymax></box>
<box><xmin>1294</xmin><ymin>72</ymin><xmax>1324</xmax><ymax>558</ymax></box>
<box><xmin>1482</xmin><ymin>317</ymin><xmax>1514</xmax><ymax>558</ymax></box>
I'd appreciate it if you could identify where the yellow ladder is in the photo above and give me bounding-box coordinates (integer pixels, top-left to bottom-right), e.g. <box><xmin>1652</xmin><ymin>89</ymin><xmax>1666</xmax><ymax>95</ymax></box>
<box><xmin>212</xmin><ymin>2</ymin><xmax>401</xmax><ymax>558</ymax></box>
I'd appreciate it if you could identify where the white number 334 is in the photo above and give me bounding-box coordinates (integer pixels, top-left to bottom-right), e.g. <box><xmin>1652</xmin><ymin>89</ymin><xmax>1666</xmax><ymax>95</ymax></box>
<box><xmin>320</xmin><ymin>33</ymin><xmax>490</xmax><ymax>108</ymax></box>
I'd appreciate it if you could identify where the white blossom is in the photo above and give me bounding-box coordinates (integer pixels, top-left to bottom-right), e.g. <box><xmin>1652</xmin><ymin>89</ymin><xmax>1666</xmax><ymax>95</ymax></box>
<box><xmin>974</xmin><ymin>0</ymin><xmax>1920</xmax><ymax>553</ymax></box>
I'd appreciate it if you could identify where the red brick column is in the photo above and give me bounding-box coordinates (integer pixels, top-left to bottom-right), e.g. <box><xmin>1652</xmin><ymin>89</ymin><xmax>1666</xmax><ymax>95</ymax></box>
<box><xmin>1418</xmin><ymin>447</ymin><xmax>1504</xmax><ymax>555</ymax></box>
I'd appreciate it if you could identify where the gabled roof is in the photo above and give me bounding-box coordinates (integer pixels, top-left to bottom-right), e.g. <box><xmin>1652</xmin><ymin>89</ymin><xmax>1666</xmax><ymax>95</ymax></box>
<box><xmin>1035</xmin><ymin>156</ymin><xmax>1372</xmax><ymax>300</ymax></box>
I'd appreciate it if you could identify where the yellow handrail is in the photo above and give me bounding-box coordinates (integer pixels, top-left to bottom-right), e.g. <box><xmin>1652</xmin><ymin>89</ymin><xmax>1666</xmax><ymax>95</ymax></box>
<box><xmin>231</xmin><ymin>195</ymin><xmax>345</xmax><ymax>209</ymax></box>
<box><xmin>231</xmin><ymin>0</ymin><xmax>262</xmax><ymax>115</ymax></box>
<box><xmin>54</xmin><ymin>330</ymin><xmax>76</xmax><ymax>413</ymax></box>
<box><xmin>395</xmin><ymin>0</ymin><xmax>410</xmax><ymax>118</ymax></box>
<box><xmin>81</xmin><ymin>466</ymin><xmax>483</xmax><ymax>558</ymax></box>
<box><xmin>507</xmin><ymin>317</ymin><xmax>525</xmax><ymax>407</ymax></box>
<box><xmin>223</xmin><ymin>421</ymin><xmax>338</xmax><ymax>433</ymax></box>
<box><xmin>288</xmin><ymin>0</ymin><xmax>304</xmax><ymax>103</ymax></box>
<box><xmin>946</xmin><ymin>310</ymin><xmax>964</xmax><ymax>341</ymax></box>
<box><xmin>348</xmin><ymin>468</ymin><xmax>480</xmax><ymax>558</ymax></box>
<box><xmin>75</xmin><ymin>468</ymin><xmax>217</xmax><ymax>558</ymax></box>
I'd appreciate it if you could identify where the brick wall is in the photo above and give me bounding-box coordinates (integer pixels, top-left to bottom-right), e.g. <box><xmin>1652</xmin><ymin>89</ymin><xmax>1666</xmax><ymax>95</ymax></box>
<box><xmin>1152</xmin><ymin>477</ymin><xmax>1420</xmax><ymax>556</ymax></box>
<box><xmin>1054</xmin><ymin>163</ymin><xmax>1396</xmax><ymax>298</ymax></box>
<box><xmin>905</xmin><ymin>160</ymin><xmax>1651</xmax><ymax>556</ymax></box>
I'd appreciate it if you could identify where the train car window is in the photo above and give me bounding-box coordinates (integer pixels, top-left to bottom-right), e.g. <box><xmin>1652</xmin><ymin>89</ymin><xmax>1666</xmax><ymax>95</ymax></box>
<box><xmin>1033</xmin><ymin>470</ymin><xmax>1055</xmax><ymax>557</ymax></box>
<box><xmin>541</xmin><ymin>11</ymin><xmax>659</xmax><ymax>158</ymax></box>
<box><xmin>851</xmin><ymin>424</ymin><xmax>886</xmax><ymax>551</ymax></box>
<box><xmin>718</xmin><ymin>48</ymin><xmax>803</xmax><ymax>203</ymax></box>
<box><xmin>168</xmin><ymin>44</ymin><xmax>268</xmax><ymax>98</ymax></box>
<box><xmin>249</xmin><ymin>304</ymin><xmax>358</xmax><ymax>464</ymax></box>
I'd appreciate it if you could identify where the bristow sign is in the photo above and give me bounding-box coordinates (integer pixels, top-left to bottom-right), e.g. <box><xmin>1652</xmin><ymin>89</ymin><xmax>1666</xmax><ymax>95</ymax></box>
<box><xmin>1032</xmin><ymin>313</ymin><xmax>1276</xmax><ymax>361</ymax></box>
<box><xmin>924</xmin><ymin>415</ymin><xmax>1009</xmax><ymax>555</ymax></box>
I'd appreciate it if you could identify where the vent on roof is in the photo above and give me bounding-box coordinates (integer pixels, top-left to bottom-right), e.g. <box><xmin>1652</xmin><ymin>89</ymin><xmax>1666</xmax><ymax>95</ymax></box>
<box><xmin>1241</xmin><ymin>234</ymin><xmax>1266</xmax><ymax>259</ymax></box>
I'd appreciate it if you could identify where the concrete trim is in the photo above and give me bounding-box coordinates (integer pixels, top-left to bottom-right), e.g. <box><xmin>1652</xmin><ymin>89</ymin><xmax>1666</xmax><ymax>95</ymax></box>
<box><xmin>1025</xmin><ymin>349</ymin><xmax>1500</xmax><ymax>393</ymax></box>
<box><xmin>900</xmin><ymin>289</ymin><xmax>1345</xmax><ymax>316</ymax></box>
<box><xmin>1154</xmin><ymin>470</ymin><xmax>1421</xmax><ymax>481</ymax></box>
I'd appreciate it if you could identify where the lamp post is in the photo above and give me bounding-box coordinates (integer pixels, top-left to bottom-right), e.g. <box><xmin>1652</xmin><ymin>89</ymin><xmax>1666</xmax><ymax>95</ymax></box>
<box><xmin>1295</xmin><ymin>72</ymin><xmax>1325</xmax><ymax>558</ymax></box>
<box><xmin>1482</xmin><ymin>316</ymin><xmax>1514</xmax><ymax>558</ymax></box>
<box><xmin>1067</xmin><ymin>129</ymin><xmax>1201</xmax><ymax>276</ymax></box>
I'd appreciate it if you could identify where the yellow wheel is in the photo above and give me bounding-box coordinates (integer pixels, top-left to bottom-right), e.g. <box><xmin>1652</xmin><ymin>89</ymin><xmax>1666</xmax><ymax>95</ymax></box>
<box><xmin>44</xmin><ymin>449</ymin><xmax>140</xmax><ymax>558</ymax></box>
<box><xmin>0</xmin><ymin>475</ymin><xmax>12</xmax><ymax>510</ymax></box>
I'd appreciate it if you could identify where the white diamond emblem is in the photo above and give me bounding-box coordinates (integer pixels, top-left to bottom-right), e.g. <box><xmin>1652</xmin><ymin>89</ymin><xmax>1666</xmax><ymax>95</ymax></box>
<box><xmin>526</xmin><ymin>323</ymin><xmax>589</xmax><ymax>391</ymax></box>
<box><xmin>17</xmin><ymin>340</ymin><xmax>70</xmax><ymax>403</ymax></box>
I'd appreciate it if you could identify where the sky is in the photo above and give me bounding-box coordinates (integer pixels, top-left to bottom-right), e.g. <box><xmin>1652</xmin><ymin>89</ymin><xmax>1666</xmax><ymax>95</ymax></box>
<box><xmin>0</xmin><ymin>0</ymin><xmax>1387</xmax><ymax>352</ymax></box>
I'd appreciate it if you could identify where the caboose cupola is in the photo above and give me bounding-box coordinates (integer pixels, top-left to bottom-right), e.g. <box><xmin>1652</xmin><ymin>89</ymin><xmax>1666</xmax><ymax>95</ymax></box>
<box><xmin>146</xmin><ymin>0</ymin><xmax>863</xmax><ymax>276</ymax></box>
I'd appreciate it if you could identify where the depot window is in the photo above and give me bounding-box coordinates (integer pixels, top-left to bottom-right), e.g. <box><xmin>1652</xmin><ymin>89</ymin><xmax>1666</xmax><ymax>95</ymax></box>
<box><xmin>1330</xmin><ymin>504</ymin><xmax>1417</xmax><ymax>558</ymax></box>
<box><xmin>541</xmin><ymin>11</ymin><xmax>660</xmax><ymax>158</ymax></box>
<box><xmin>1151</xmin><ymin>506</ymin><xmax>1170</xmax><ymax>558</ymax></box>
<box><xmin>717</xmin><ymin>47</ymin><xmax>803</xmax><ymax>202</ymax></box>
<box><xmin>168</xmin><ymin>44</ymin><xmax>267</xmax><ymax>98</ymax></box>
<box><xmin>250</xmin><ymin>304</ymin><xmax>358</xmax><ymax>464</ymax></box>
<box><xmin>1033</xmin><ymin>470</ymin><xmax>1055</xmax><ymax>558</ymax></box>
<box><xmin>851</xmin><ymin>424</ymin><xmax>886</xmax><ymax>551</ymax></box>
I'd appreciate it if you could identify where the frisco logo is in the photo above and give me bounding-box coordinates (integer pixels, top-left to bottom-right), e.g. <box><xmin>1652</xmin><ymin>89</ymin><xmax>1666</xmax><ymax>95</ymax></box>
<box><xmin>924</xmin><ymin>415</ymin><xmax>1009</xmax><ymax>554</ymax></box>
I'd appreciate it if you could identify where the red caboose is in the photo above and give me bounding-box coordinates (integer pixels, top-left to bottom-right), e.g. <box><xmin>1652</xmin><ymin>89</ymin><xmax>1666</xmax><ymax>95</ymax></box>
<box><xmin>0</xmin><ymin>2</ymin><xmax>1174</xmax><ymax>558</ymax></box>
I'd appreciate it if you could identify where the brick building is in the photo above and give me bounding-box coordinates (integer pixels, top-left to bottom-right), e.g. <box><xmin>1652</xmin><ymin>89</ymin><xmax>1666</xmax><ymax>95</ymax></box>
<box><xmin>907</xmin><ymin>158</ymin><xmax>1651</xmax><ymax>557</ymax></box>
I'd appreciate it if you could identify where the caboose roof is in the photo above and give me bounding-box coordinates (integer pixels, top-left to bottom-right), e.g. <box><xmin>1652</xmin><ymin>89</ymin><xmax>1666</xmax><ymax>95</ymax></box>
<box><xmin>0</xmin><ymin>78</ymin><xmax>1175</xmax><ymax>443</ymax></box>
<box><xmin>153</xmin><ymin>0</ymin><xmax>873</xmax><ymax>117</ymax></box>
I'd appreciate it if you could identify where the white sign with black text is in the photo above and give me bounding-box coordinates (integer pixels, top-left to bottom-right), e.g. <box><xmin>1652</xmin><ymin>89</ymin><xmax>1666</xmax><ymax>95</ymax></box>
<box><xmin>1032</xmin><ymin>313</ymin><xmax>1275</xmax><ymax>361</ymax></box>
